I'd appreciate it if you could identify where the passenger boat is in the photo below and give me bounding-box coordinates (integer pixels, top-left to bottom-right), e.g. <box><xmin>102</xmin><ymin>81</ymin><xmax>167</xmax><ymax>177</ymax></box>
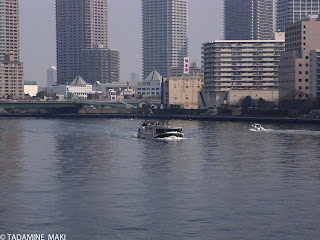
<box><xmin>251</xmin><ymin>123</ymin><xmax>265</xmax><ymax>131</ymax></box>
<box><xmin>138</xmin><ymin>121</ymin><xmax>184</xmax><ymax>139</ymax></box>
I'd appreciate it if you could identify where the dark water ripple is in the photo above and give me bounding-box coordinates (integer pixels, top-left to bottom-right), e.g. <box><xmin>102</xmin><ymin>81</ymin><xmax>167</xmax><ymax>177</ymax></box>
<box><xmin>0</xmin><ymin>118</ymin><xmax>320</xmax><ymax>239</ymax></box>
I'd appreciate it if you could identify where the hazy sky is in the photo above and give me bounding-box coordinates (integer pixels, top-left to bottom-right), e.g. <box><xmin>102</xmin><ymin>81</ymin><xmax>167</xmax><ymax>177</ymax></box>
<box><xmin>20</xmin><ymin>0</ymin><xmax>223</xmax><ymax>86</ymax></box>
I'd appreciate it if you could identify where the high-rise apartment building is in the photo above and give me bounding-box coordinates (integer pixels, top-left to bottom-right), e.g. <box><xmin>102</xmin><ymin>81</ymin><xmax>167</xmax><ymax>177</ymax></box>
<box><xmin>202</xmin><ymin>38</ymin><xmax>285</xmax><ymax>108</ymax></box>
<box><xmin>224</xmin><ymin>0</ymin><xmax>274</xmax><ymax>40</ymax></box>
<box><xmin>47</xmin><ymin>66</ymin><xmax>57</xmax><ymax>87</ymax></box>
<box><xmin>142</xmin><ymin>0</ymin><xmax>188</xmax><ymax>79</ymax></box>
<box><xmin>56</xmin><ymin>0</ymin><xmax>108</xmax><ymax>84</ymax></box>
<box><xmin>276</xmin><ymin>0</ymin><xmax>320</xmax><ymax>32</ymax></box>
<box><xmin>81</xmin><ymin>44</ymin><xmax>120</xmax><ymax>84</ymax></box>
<box><xmin>279</xmin><ymin>15</ymin><xmax>320</xmax><ymax>101</ymax></box>
<box><xmin>0</xmin><ymin>0</ymin><xmax>24</xmax><ymax>98</ymax></box>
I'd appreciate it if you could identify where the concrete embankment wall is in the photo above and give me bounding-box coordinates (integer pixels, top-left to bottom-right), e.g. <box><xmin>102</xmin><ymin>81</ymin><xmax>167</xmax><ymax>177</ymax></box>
<box><xmin>0</xmin><ymin>112</ymin><xmax>320</xmax><ymax>124</ymax></box>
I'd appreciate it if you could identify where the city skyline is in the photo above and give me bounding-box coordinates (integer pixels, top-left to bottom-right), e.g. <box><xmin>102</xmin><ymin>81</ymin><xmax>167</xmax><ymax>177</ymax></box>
<box><xmin>20</xmin><ymin>0</ymin><xmax>223</xmax><ymax>87</ymax></box>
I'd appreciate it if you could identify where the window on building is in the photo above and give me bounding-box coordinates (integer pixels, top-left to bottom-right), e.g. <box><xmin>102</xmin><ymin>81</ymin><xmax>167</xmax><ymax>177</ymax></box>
<box><xmin>305</xmin><ymin>79</ymin><xmax>309</xmax><ymax>82</ymax></box>
<box><xmin>299</xmin><ymin>79</ymin><xmax>302</xmax><ymax>82</ymax></box>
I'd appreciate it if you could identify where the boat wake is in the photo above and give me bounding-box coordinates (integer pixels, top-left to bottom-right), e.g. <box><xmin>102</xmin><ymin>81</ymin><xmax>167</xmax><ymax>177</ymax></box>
<box><xmin>249</xmin><ymin>128</ymin><xmax>266</xmax><ymax>132</ymax></box>
<box><xmin>264</xmin><ymin>129</ymin><xmax>320</xmax><ymax>136</ymax></box>
<box><xmin>156</xmin><ymin>136</ymin><xmax>185</xmax><ymax>142</ymax></box>
<box><xmin>250</xmin><ymin>128</ymin><xmax>320</xmax><ymax>136</ymax></box>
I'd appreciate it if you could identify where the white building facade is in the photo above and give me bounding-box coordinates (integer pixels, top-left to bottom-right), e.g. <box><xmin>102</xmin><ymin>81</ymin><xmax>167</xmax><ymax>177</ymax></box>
<box><xmin>202</xmin><ymin>40</ymin><xmax>285</xmax><ymax>108</ymax></box>
<box><xmin>136</xmin><ymin>70</ymin><xmax>162</xmax><ymax>97</ymax></box>
<box><xmin>47</xmin><ymin>76</ymin><xmax>96</xmax><ymax>99</ymax></box>
<box><xmin>24</xmin><ymin>81</ymin><xmax>38</xmax><ymax>97</ymax></box>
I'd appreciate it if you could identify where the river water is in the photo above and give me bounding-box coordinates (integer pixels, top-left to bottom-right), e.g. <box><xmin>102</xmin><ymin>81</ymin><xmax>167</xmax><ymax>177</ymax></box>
<box><xmin>0</xmin><ymin>118</ymin><xmax>320</xmax><ymax>240</ymax></box>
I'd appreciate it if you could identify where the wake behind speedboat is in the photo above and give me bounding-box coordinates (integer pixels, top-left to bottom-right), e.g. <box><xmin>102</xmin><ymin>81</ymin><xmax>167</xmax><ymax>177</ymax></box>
<box><xmin>138</xmin><ymin>121</ymin><xmax>184</xmax><ymax>139</ymax></box>
<box><xmin>251</xmin><ymin>123</ymin><xmax>265</xmax><ymax>131</ymax></box>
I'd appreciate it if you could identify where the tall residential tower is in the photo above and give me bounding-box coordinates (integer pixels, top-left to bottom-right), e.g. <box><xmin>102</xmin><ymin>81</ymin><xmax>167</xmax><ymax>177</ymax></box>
<box><xmin>56</xmin><ymin>0</ymin><xmax>108</xmax><ymax>84</ymax></box>
<box><xmin>277</xmin><ymin>0</ymin><xmax>320</xmax><ymax>32</ymax></box>
<box><xmin>0</xmin><ymin>0</ymin><xmax>24</xmax><ymax>98</ymax></box>
<box><xmin>142</xmin><ymin>0</ymin><xmax>188</xmax><ymax>79</ymax></box>
<box><xmin>224</xmin><ymin>0</ymin><xmax>274</xmax><ymax>40</ymax></box>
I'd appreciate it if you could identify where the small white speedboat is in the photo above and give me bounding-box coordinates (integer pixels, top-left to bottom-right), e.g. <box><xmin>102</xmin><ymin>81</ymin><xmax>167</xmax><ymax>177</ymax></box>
<box><xmin>251</xmin><ymin>123</ymin><xmax>265</xmax><ymax>131</ymax></box>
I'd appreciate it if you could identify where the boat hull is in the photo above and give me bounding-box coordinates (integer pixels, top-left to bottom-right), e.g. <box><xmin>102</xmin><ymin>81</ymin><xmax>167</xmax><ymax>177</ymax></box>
<box><xmin>137</xmin><ymin>125</ymin><xmax>184</xmax><ymax>139</ymax></box>
<box><xmin>154</xmin><ymin>133</ymin><xmax>184</xmax><ymax>138</ymax></box>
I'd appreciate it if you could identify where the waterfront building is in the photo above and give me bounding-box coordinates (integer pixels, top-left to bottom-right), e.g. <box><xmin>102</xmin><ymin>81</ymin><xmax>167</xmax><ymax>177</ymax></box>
<box><xmin>202</xmin><ymin>38</ymin><xmax>285</xmax><ymax>108</ymax></box>
<box><xmin>47</xmin><ymin>66</ymin><xmax>57</xmax><ymax>88</ymax></box>
<box><xmin>92</xmin><ymin>81</ymin><xmax>137</xmax><ymax>98</ymax></box>
<box><xmin>56</xmin><ymin>0</ymin><xmax>108</xmax><ymax>84</ymax></box>
<box><xmin>47</xmin><ymin>76</ymin><xmax>95</xmax><ymax>99</ymax></box>
<box><xmin>279</xmin><ymin>15</ymin><xmax>320</xmax><ymax>101</ymax></box>
<box><xmin>0</xmin><ymin>0</ymin><xmax>24</xmax><ymax>98</ymax></box>
<box><xmin>310</xmin><ymin>50</ymin><xmax>320</xmax><ymax>102</ymax></box>
<box><xmin>162</xmin><ymin>76</ymin><xmax>204</xmax><ymax>109</ymax></box>
<box><xmin>0</xmin><ymin>55</ymin><xmax>24</xmax><ymax>98</ymax></box>
<box><xmin>136</xmin><ymin>70</ymin><xmax>162</xmax><ymax>97</ymax></box>
<box><xmin>276</xmin><ymin>0</ymin><xmax>320</xmax><ymax>32</ymax></box>
<box><xmin>81</xmin><ymin>44</ymin><xmax>120</xmax><ymax>84</ymax></box>
<box><xmin>170</xmin><ymin>62</ymin><xmax>204</xmax><ymax>78</ymax></box>
<box><xmin>24</xmin><ymin>81</ymin><xmax>38</xmax><ymax>97</ymax></box>
<box><xmin>142</xmin><ymin>0</ymin><xmax>188</xmax><ymax>79</ymax></box>
<box><xmin>224</xmin><ymin>0</ymin><xmax>274</xmax><ymax>40</ymax></box>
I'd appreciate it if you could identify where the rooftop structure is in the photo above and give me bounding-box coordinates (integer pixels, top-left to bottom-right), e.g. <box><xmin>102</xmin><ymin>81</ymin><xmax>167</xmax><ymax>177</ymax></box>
<box><xmin>137</xmin><ymin>70</ymin><xmax>162</xmax><ymax>97</ymax></box>
<box><xmin>170</xmin><ymin>62</ymin><xmax>204</xmax><ymax>77</ymax></box>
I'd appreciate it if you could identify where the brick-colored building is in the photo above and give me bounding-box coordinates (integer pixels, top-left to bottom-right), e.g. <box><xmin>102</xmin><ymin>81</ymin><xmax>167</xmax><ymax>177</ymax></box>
<box><xmin>162</xmin><ymin>76</ymin><xmax>204</xmax><ymax>109</ymax></box>
<box><xmin>279</xmin><ymin>15</ymin><xmax>320</xmax><ymax>101</ymax></box>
